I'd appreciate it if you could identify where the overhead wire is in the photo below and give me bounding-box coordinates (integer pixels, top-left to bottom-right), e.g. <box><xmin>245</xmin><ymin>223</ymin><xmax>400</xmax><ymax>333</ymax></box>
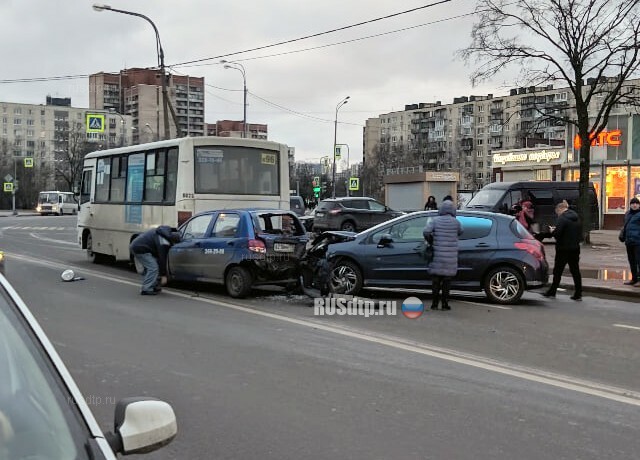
<box><xmin>170</xmin><ymin>0</ymin><xmax>452</xmax><ymax>67</ymax></box>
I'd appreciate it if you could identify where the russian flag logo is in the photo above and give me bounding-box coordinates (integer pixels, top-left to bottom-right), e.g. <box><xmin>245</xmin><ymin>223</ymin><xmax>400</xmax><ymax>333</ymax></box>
<box><xmin>401</xmin><ymin>296</ymin><xmax>424</xmax><ymax>319</ymax></box>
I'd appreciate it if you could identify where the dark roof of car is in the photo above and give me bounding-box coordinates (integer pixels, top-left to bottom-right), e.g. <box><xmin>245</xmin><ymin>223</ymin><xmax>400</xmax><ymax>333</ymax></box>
<box><xmin>481</xmin><ymin>181</ymin><xmax>594</xmax><ymax>190</ymax></box>
<box><xmin>320</xmin><ymin>197</ymin><xmax>375</xmax><ymax>202</ymax></box>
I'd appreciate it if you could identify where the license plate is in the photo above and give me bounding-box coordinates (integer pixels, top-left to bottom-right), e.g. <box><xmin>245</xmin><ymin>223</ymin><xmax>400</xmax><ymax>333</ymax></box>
<box><xmin>274</xmin><ymin>243</ymin><xmax>295</xmax><ymax>253</ymax></box>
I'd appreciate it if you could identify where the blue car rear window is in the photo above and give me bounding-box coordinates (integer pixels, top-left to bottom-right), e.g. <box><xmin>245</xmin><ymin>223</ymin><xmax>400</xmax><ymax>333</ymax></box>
<box><xmin>457</xmin><ymin>216</ymin><xmax>492</xmax><ymax>240</ymax></box>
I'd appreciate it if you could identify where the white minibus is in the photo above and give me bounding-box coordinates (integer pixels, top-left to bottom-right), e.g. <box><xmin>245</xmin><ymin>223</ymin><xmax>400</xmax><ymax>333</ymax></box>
<box><xmin>77</xmin><ymin>136</ymin><xmax>291</xmax><ymax>262</ymax></box>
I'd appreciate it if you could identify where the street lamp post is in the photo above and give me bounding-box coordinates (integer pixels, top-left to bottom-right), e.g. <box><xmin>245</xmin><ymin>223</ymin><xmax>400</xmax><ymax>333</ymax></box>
<box><xmin>332</xmin><ymin>96</ymin><xmax>350</xmax><ymax>198</ymax></box>
<box><xmin>144</xmin><ymin>123</ymin><xmax>156</xmax><ymax>141</ymax></box>
<box><xmin>109</xmin><ymin>109</ymin><xmax>126</xmax><ymax>146</ymax></box>
<box><xmin>93</xmin><ymin>4</ymin><xmax>173</xmax><ymax>140</ymax></box>
<box><xmin>220</xmin><ymin>60</ymin><xmax>247</xmax><ymax>138</ymax></box>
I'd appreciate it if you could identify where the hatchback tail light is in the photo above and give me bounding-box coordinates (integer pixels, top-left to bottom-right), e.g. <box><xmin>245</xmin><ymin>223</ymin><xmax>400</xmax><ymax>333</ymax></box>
<box><xmin>248</xmin><ymin>239</ymin><xmax>267</xmax><ymax>253</ymax></box>
<box><xmin>514</xmin><ymin>240</ymin><xmax>544</xmax><ymax>261</ymax></box>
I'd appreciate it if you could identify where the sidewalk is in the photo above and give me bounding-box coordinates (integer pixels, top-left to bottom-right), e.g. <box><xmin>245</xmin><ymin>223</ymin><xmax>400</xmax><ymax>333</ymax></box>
<box><xmin>543</xmin><ymin>230</ymin><xmax>638</xmax><ymax>298</ymax></box>
<box><xmin>0</xmin><ymin>209</ymin><xmax>40</xmax><ymax>217</ymax></box>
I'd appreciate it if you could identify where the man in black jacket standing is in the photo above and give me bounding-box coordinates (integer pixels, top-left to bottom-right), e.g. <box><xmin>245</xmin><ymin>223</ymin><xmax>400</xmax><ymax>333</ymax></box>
<box><xmin>130</xmin><ymin>225</ymin><xmax>181</xmax><ymax>295</ymax></box>
<box><xmin>542</xmin><ymin>200</ymin><xmax>583</xmax><ymax>300</ymax></box>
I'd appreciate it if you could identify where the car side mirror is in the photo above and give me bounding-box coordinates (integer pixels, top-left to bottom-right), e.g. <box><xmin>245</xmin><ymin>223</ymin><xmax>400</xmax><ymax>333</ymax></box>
<box><xmin>377</xmin><ymin>233</ymin><xmax>393</xmax><ymax>248</ymax></box>
<box><xmin>106</xmin><ymin>397</ymin><xmax>177</xmax><ymax>455</ymax></box>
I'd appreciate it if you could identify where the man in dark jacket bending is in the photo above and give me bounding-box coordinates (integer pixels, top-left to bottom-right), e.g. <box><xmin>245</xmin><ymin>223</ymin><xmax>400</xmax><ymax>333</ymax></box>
<box><xmin>130</xmin><ymin>225</ymin><xmax>181</xmax><ymax>295</ymax></box>
<box><xmin>542</xmin><ymin>200</ymin><xmax>582</xmax><ymax>301</ymax></box>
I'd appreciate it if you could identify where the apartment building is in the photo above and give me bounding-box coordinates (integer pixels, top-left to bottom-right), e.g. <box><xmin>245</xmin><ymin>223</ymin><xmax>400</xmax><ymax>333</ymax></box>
<box><xmin>0</xmin><ymin>96</ymin><xmax>132</xmax><ymax>193</ymax></box>
<box><xmin>89</xmin><ymin>68</ymin><xmax>205</xmax><ymax>143</ymax></box>
<box><xmin>205</xmin><ymin>120</ymin><xmax>268</xmax><ymax>139</ymax></box>
<box><xmin>365</xmin><ymin>77</ymin><xmax>640</xmax><ymax>228</ymax></box>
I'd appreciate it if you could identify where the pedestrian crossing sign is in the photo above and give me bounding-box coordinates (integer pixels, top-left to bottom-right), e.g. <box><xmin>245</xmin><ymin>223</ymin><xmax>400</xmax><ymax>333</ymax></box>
<box><xmin>86</xmin><ymin>114</ymin><xmax>105</xmax><ymax>133</ymax></box>
<box><xmin>349</xmin><ymin>177</ymin><xmax>359</xmax><ymax>191</ymax></box>
<box><xmin>24</xmin><ymin>157</ymin><xmax>34</xmax><ymax>168</ymax></box>
<box><xmin>3</xmin><ymin>182</ymin><xmax>13</xmax><ymax>192</ymax></box>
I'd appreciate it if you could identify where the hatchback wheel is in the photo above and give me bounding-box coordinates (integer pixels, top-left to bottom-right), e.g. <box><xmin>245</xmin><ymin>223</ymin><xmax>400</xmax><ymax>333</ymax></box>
<box><xmin>340</xmin><ymin>221</ymin><xmax>356</xmax><ymax>232</ymax></box>
<box><xmin>484</xmin><ymin>266</ymin><xmax>524</xmax><ymax>304</ymax></box>
<box><xmin>225</xmin><ymin>266</ymin><xmax>253</xmax><ymax>298</ymax></box>
<box><xmin>329</xmin><ymin>260</ymin><xmax>363</xmax><ymax>295</ymax></box>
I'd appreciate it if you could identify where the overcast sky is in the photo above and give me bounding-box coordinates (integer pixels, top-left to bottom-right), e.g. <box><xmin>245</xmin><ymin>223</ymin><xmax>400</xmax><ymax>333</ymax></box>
<box><xmin>0</xmin><ymin>0</ymin><xmax>510</xmax><ymax>165</ymax></box>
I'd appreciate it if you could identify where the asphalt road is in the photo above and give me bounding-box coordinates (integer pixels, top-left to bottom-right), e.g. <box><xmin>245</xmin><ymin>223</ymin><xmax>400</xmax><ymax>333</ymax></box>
<box><xmin>2</xmin><ymin>215</ymin><xmax>640</xmax><ymax>459</ymax></box>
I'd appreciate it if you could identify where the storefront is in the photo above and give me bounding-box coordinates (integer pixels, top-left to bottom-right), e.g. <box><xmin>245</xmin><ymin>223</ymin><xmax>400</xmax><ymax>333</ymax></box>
<box><xmin>491</xmin><ymin>147</ymin><xmax>567</xmax><ymax>182</ymax></box>
<box><xmin>563</xmin><ymin>114</ymin><xmax>640</xmax><ymax>229</ymax></box>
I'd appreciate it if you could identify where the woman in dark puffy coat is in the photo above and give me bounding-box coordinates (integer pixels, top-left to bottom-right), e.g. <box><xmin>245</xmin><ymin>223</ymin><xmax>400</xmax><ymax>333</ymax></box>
<box><xmin>423</xmin><ymin>200</ymin><xmax>462</xmax><ymax>310</ymax></box>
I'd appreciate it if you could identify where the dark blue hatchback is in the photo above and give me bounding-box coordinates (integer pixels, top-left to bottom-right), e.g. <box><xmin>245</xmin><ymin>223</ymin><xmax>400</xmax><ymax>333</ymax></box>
<box><xmin>303</xmin><ymin>210</ymin><xmax>548</xmax><ymax>304</ymax></box>
<box><xmin>168</xmin><ymin>209</ymin><xmax>308</xmax><ymax>298</ymax></box>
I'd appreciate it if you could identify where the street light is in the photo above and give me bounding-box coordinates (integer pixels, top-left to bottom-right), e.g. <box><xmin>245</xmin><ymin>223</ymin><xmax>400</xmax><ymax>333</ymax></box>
<box><xmin>109</xmin><ymin>108</ymin><xmax>127</xmax><ymax>146</ymax></box>
<box><xmin>332</xmin><ymin>96</ymin><xmax>350</xmax><ymax>198</ymax></box>
<box><xmin>144</xmin><ymin>123</ymin><xmax>157</xmax><ymax>141</ymax></box>
<box><xmin>220</xmin><ymin>60</ymin><xmax>248</xmax><ymax>138</ymax></box>
<box><xmin>93</xmin><ymin>4</ymin><xmax>171</xmax><ymax>140</ymax></box>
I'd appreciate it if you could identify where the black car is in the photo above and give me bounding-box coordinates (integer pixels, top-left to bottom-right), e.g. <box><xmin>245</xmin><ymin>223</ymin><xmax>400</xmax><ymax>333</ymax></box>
<box><xmin>168</xmin><ymin>209</ymin><xmax>308</xmax><ymax>297</ymax></box>
<box><xmin>312</xmin><ymin>197</ymin><xmax>403</xmax><ymax>233</ymax></box>
<box><xmin>301</xmin><ymin>210</ymin><xmax>549</xmax><ymax>304</ymax></box>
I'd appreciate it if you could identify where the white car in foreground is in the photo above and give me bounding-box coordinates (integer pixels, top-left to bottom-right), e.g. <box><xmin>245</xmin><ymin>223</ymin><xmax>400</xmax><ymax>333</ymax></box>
<box><xmin>0</xmin><ymin>273</ymin><xmax>177</xmax><ymax>458</ymax></box>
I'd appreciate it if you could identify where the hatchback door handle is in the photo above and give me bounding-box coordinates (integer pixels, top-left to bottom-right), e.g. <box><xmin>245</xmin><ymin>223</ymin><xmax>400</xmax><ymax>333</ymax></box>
<box><xmin>475</xmin><ymin>243</ymin><xmax>490</xmax><ymax>248</ymax></box>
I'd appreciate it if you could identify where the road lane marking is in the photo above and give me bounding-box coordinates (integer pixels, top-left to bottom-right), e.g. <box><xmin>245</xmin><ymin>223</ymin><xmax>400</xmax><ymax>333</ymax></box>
<box><xmin>458</xmin><ymin>300</ymin><xmax>512</xmax><ymax>310</ymax></box>
<box><xmin>8</xmin><ymin>251</ymin><xmax>640</xmax><ymax>407</ymax></box>
<box><xmin>613</xmin><ymin>324</ymin><xmax>640</xmax><ymax>331</ymax></box>
<box><xmin>28</xmin><ymin>232</ymin><xmax>79</xmax><ymax>246</ymax></box>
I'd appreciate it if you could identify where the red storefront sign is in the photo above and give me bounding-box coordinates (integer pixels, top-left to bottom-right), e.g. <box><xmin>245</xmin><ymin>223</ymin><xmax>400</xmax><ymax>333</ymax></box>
<box><xmin>573</xmin><ymin>129</ymin><xmax>622</xmax><ymax>149</ymax></box>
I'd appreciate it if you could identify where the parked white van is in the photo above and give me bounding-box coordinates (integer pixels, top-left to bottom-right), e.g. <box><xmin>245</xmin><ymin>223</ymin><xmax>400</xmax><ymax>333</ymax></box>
<box><xmin>36</xmin><ymin>191</ymin><xmax>77</xmax><ymax>216</ymax></box>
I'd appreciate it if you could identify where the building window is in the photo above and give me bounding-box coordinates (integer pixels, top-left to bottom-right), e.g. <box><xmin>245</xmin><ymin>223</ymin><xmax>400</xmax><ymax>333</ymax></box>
<box><xmin>27</xmin><ymin>129</ymin><xmax>34</xmax><ymax>137</ymax></box>
<box><xmin>14</xmin><ymin>107</ymin><xmax>21</xmax><ymax>115</ymax></box>
<box><xmin>14</xmin><ymin>118</ymin><xmax>21</xmax><ymax>125</ymax></box>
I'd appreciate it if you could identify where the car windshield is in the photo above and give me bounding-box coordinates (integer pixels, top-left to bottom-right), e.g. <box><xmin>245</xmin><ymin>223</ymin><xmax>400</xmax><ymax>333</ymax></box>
<box><xmin>465</xmin><ymin>189</ymin><xmax>506</xmax><ymax>207</ymax></box>
<box><xmin>0</xmin><ymin>287</ymin><xmax>89</xmax><ymax>458</ymax></box>
<box><xmin>38</xmin><ymin>193</ymin><xmax>59</xmax><ymax>204</ymax></box>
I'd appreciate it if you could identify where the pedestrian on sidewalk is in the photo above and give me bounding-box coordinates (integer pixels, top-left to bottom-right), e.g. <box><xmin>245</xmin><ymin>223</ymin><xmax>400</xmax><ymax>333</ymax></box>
<box><xmin>621</xmin><ymin>197</ymin><xmax>640</xmax><ymax>285</ymax></box>
<box><xmin>543</xmin><ymin>200</ymin><xmax>583</xmax><ymax>300</ymax></box>
<box><xmin>423</xmin><ymin>199</ymin><xmax>462</xmax><ymax>310</ymax></box>
<box><xmin>424</xmin><ymin>195</ymin><xmax>438</xmax><ymax>211</ymax></box>
<box><xmin>129</xmin><ymin>225</ymin><xmax>181</xmax><ymax>295</ymax></box>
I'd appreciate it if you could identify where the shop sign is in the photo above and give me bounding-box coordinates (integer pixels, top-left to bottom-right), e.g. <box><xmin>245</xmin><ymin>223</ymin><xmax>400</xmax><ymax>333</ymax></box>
<box><xmin>492</xmin><ymin>149</ymin><xmax>562</xmax><ymax>165</ymax></box>
<box><xmin>573</xmin><ymin>129</ymin><xmax>622</xmax><ymax>149</ymax></box>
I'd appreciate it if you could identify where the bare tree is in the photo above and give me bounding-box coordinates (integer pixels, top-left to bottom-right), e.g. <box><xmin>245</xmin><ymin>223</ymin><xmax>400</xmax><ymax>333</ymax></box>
<box><xmin>56</xmin><ymin>122</ymin><xmax>94</xmax><ymax>193</ymax></box>
<box><xmin>460</xmin><ymin>0</ymin><xmax>640</xmax><ymax>240</ymax></box>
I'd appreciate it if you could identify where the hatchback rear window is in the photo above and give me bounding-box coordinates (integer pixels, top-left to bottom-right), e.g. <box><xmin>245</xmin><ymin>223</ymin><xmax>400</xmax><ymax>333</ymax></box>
<box><xmin>511</xmin><ymin>220</ymin><xmax>535</xmax><ymax>240</ymax></box>
<box><xmin>254</xmin><ymin>213</ymin><xmax>305</xmax><ymax>236</ymax></box>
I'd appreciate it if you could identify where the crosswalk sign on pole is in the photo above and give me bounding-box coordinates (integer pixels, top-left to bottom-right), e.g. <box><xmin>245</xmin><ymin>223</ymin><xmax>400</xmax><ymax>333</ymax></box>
<box><xmin>24</xmin><ymin>157</ymin><xmax>34</xmax><ymax>168</ymax></box>
<box><xmin>349</xmin><ymin>177</ymin><xmax>360</xmax><ymax>191</ymax></box>
<box><xmin>4</xmin><ymin>182</ymin><xmax>13</xmax><ymax>192</ymax></box>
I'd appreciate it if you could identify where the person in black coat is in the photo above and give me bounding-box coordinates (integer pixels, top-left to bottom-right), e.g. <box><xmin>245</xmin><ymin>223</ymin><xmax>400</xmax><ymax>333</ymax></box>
<box><xmin>542</xmin><ymin>200</ymin><xmax>582</xmax><ymax>300</ymax></box>
<box><xmin>130</xmin><ymin>225</ymin><xmax>181</xmax><ymax>295</ymax></box>
<box><xmin>424</xmin><ymin>196</ymin><xmax>438</xmax><ymax>211</ymax></box>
